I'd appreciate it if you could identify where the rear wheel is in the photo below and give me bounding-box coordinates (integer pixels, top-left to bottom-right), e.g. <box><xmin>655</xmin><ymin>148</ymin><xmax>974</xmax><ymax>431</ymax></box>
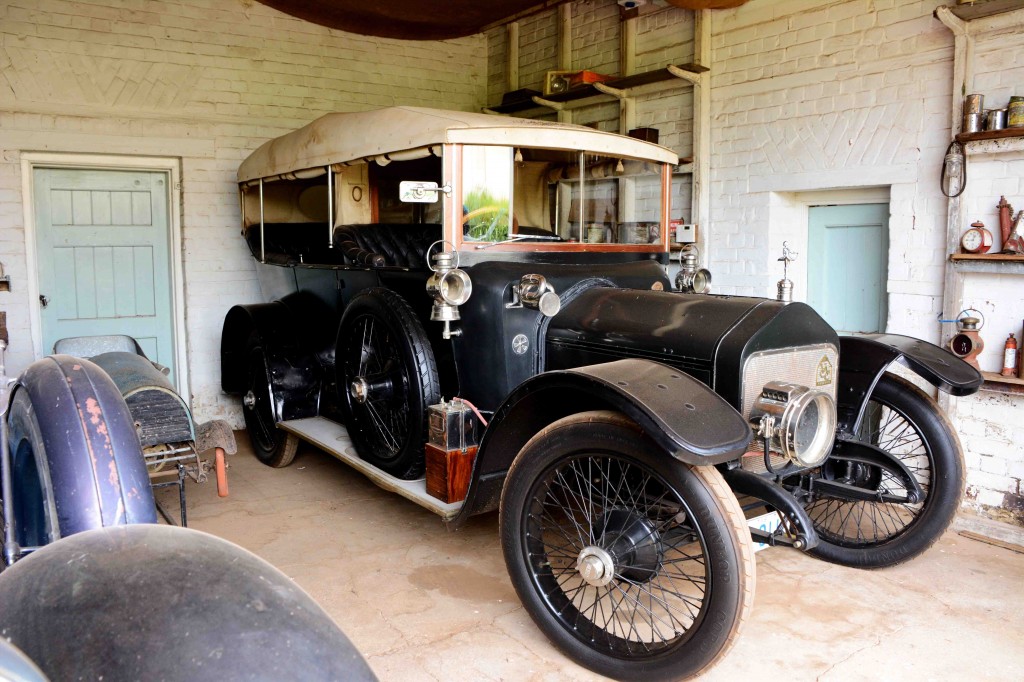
<box><xmin>803</xmin><ymin>374</ymin><xmax>964</xmax><ymax>568</ymax></box>
<box><xmin>500</xmin><ymin>411</ymin><xmax>755</xmax><ymax>682</ymax></box>
<box><xmin>337</xmin><ymin>289</ymin><xmax>439</xmax><ymax>480</ymax></box>
<box><xmin>242</xmin><ymin>340</ymin><xmax>299</xmax><ymax>468</ymax></box>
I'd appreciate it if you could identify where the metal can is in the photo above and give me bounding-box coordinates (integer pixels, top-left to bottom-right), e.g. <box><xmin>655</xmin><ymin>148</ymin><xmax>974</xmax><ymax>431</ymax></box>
<box><xmin>964</xmin><ymin>112</ymin><xmax>985</xmax><ymax>133</ymax></box>
<box><xmin>1009</xmin><ymin>97</ymin><xmax>1024</xmax><ymax>128</ymax></box>
<box><xmin>987</xmin><ymin>108</ymin><xmax>1007</xmax><ymax>130</ymax></box>
<box><xmin>965</xmin><ymin>93</ymin><xmax>984</xmax><ymax>114</ymax></box>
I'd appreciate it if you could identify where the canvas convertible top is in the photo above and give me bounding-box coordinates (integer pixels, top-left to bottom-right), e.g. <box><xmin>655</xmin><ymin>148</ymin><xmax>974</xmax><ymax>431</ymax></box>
<box><xmin>236</xmin><ymin>106</ymin><xmax>679</xmax><ymax>183</ymax></box>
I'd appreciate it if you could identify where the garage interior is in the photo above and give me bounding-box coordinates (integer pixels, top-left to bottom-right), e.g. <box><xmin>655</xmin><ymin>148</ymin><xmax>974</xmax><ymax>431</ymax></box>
<box><xmin>2</xmin><ymin>0</ymin><xmax>1024</xmax><ymax>680</ymax></box>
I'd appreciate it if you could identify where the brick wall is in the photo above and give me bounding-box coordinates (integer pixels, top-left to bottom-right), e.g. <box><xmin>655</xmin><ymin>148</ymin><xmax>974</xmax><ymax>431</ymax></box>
<box><xmin>484</xmin><ymin>0</ymin><xmax>1024</xmax><ymax>525</ymax></box>
<box><xmin>0</xmin><ymin>0</ymin><xmax>486</xmax><ymax>425</ymax></box>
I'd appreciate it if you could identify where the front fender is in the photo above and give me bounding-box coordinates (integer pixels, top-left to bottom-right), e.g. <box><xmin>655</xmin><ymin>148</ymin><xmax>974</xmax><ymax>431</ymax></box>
<box><xmin>448</xmin><ymin>358</ymin><xmax>751</xmax><ymax>526</ymax></box>
<box><xmin>837</xmin><ymin>334</ymin><xmax>983</xmax><ymax>433</ymax></box>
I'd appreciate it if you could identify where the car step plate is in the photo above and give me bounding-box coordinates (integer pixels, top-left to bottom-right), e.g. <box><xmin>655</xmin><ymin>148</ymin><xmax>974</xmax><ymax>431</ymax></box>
<box><xmin>278</xmin><ymin>417</ymin><xmax>463</xmax><ymax>520</ymax></box>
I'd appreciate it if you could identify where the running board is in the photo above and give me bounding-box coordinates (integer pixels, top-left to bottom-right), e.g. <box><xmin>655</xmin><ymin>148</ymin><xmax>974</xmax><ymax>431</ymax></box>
<box><xmin>278</xmin><ymin>417</ymin><xmax>463</xmax><ymax>521</ymax></box>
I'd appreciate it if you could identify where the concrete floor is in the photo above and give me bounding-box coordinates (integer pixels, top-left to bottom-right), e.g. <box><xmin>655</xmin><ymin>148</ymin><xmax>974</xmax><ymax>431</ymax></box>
<box><xmin>158</xmin><ymin>435</ymin><xmax>1024</xmax><ymax>681</ymax></box>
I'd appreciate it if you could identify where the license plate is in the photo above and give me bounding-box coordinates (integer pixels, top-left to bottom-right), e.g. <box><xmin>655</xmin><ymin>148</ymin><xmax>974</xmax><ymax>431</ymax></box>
<box><xmin>748</xmin><ymin>511</ymin><xmax>783</xmax><ymax>552</ymax></box>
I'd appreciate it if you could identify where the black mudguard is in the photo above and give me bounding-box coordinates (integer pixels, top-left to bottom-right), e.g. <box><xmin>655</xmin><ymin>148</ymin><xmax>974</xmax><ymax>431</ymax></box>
<box><xmin>837</xmin><ymin>334</ymin><xmax>983</xmax><ymax>433</ymax></box>
<box><xmin>220</xmin><ymin>294</ymin><xmax>330</xmax><ymax>422</ymax></box>
<box><xmin>0</xmin><ymin>525</ymin><xmax>377</xmax><ymax>681</ymax></box>
<box><xmin>448</xmin><ymin>358</ymin><xmax>751</xmax><ymax>526</ymax></box>
<box><xmin>10</xmin><ymin>356</ymin><xmax>156</xmax><ymax>537</ymax></box>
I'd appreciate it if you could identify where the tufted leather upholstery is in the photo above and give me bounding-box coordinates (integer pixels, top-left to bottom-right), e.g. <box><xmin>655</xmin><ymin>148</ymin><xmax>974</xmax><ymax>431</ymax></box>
<box><xmin>245</xmin><ymin>223</ymin><xmax>441</xmax><ymax>269</ymax></box>
<box><xmin>333</xmin><ymin>224</ymin><xmax>441</xmax><ymax>269</ymax></box>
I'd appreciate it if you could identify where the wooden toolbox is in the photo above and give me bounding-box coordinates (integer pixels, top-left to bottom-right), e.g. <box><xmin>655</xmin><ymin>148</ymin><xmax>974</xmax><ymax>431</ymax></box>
<box><xmin>425</xmin><ymin>443</ymin><xmax>477</xmax><ymax>504</ymax></box>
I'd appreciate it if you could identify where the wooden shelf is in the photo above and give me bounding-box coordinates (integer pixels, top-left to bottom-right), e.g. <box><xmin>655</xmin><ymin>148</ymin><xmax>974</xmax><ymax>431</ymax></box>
<box><xmin>950</xmin><ymin>253</ymin><xmax>1024</xmax><ymax>262</ymax></box>
<box><xmin>947</xmin><ymin>0</ymin><xmax>1024</xmax><ymax>22</ymax></box>
<box><xmin>954</xmin><ymin>128</ymin><xmax>1024</xmax><ymax>144</ymax></box>
<box><xmin>981</xmin><ymin>371</ymin><xmax>1024</xmax><ymax>395</ymax></box>
<box><xmin>487</xmin><ymin>63</ymin><xmax>708</xmax><ymax>114</ymax></box>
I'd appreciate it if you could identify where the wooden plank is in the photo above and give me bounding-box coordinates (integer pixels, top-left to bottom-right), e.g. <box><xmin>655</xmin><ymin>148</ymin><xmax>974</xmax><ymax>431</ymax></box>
<box><xmin>980</xmin><ymin>371</ymin><xmax>1024</xmax><ymax>395</ymax></box>
<box><xmin>950</xmin><ymin>253</ymin><xmax>1024</xmax><ymax>262</ymax></box>
<box><xmin>954</xmin><ymin>128</ymin><xmax>1024</xmax><ymax>144</ymax></box>
<box><xmin>958</xmin><ymin>530</ymin><xmax>1024</xmax><ymax>555</ymax></box>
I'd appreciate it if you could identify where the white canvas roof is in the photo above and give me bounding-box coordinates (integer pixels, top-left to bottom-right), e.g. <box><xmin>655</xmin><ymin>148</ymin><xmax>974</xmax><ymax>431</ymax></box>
<box><xmin>237</xmin><ymin>106</ymin><xmax>679</xmax><ymax>182</ymax></box>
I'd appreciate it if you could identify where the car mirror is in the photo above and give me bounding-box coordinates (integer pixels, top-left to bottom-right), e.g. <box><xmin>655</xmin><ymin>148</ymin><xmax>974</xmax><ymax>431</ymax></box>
<box><xmin>399</xmin><ymin>181</ymin><xmax>447</xmax><ymax>203</ymax></box>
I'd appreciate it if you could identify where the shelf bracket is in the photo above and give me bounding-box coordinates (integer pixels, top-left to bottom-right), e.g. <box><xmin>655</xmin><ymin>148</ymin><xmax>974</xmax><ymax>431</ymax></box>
<box><xmin>667</xmin><ymin>64</ymin><xmax>704</xmax><ymax>85</ymax></box>
<box><xmin>530</xmin><ymin>95</ymin><xmax>566</xmax><ymax>111</ymax></box>
<box><xmin>593</xmin><ymin>82</ymin><xmax>628</xmax><ymax>99</ymax></box>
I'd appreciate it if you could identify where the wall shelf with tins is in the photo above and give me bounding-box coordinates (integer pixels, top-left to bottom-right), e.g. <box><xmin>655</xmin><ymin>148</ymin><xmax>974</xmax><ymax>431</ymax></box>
<box><xmin>936</xmin><ymin>3</ymin><xmax>1024</xmax><ymax>417</ymax></box>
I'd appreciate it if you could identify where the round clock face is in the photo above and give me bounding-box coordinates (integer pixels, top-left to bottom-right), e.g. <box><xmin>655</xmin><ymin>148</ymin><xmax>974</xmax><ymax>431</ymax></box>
<box><xmin>961</xmin><ymin>227</ymin><xmax>992</xmax><ymax>253</ymax></box>
<box><xmin>950</xmin><ymin>332</ymin><xmax>975</xmax><ymax>357</ymax></box>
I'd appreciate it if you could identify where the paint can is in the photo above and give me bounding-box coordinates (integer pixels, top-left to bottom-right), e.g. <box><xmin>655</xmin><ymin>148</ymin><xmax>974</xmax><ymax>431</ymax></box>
<box><xmin>964</xmin><ymin>94</ymin><xmax>984</xmax><ymax>114</ymax></box>
<box><xmin>963</xmin><ymin>112</ymin><xmax>985</xmax><ymax>133</ymax></box>
<box><xmin>1008</xmin><ymin>96</ymin><xmax>1024</xmax><ymax>128</ymax></box>
<box><xmin>986</xmin><ymin>108</ymin><xmax>1007</xmax><ymax>131</ymax></box>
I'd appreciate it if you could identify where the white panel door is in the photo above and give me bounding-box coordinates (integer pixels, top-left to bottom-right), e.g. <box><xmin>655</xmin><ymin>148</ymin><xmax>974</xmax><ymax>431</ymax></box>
<box><xmin>34</xmin><ymin>168</ymin><xmax>176</xmax><ymax>379</ymax></box>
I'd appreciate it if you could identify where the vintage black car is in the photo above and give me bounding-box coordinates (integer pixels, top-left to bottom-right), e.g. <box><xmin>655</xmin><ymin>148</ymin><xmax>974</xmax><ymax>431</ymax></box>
<box><xmin>220</xmin><ymin>107</ymin><xmax>982</xmax><ymax>681</ymax></box>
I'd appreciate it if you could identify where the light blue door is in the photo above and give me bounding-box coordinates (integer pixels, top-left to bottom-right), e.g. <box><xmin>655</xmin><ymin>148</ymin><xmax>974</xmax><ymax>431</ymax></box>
<box><xmin>806</xmin><ymin>203</ymin><xmax>889</xmax><ymax>334</ymax></box>
<box><xmin>34</xmin><ymin>168</ymin><xmax>176</xmax><ymax>379</ymax></box>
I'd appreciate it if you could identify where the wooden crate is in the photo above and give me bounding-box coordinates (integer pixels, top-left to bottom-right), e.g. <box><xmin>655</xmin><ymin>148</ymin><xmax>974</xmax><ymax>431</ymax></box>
<box><xmin>425</xmin><ymin>443</ymin><xmax>477</xmax><ymax>504</ymax></box>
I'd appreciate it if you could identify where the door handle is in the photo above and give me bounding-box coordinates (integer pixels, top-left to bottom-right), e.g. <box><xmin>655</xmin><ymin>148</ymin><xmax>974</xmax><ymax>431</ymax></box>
<box><xmin>39</xmin><ymin>294</ymin><xmax>49</xmax><ymax>308</ymax></box>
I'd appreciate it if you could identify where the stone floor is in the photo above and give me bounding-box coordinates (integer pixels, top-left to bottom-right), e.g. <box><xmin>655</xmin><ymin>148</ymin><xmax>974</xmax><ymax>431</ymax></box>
<box><xmin>158</xmin><ymin>435</ymin><xmax>1024</xmax><ymax>681</ymax></box>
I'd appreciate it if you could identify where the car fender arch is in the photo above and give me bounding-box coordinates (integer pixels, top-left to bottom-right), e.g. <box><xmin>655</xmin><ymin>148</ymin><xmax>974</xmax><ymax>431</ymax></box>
<box><xmin>448</xmin><ymin>358</ymin><xmax>751</xmax><ymax>526</ymax></box>
<box><xmin>837</xmin><ymin>334</ymin><xmax>983</xmax><ymax>435</ymax></box>
<box><xmin>9</xmin><ymin>355</ymin><xmax>156</xmax><ymax>540</ymax></box>
<box><xmin>221</xmin><ymin>295</ymin><xmax>333</xmax><ymax>421</ymax></box>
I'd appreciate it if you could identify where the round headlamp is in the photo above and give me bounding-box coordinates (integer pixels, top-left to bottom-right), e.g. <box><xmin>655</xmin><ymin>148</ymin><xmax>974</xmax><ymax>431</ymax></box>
<box><xmin>436</xmin><ymin>269</ymin><xmax>472</xmax><ymax>306</ymax></box>
<box><xmin>749</xmin><ymin>382</ymin><xmax>836</xmax><ymax>468</ymax></box>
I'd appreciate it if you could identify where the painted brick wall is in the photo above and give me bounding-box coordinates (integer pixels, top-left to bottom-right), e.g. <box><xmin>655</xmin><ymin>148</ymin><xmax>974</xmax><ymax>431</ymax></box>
<box><xmin>483</xmin><ymin>0</ymin><xmax>1023</xmax><ymax>524</ymax></box>
<box><xmin>0</xmin><ymin>0</ymin><xmax>486</xmax><ymax>425</ymax></box>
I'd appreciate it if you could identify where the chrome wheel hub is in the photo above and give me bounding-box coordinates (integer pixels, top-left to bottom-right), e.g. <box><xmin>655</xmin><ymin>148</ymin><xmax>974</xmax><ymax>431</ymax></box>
<box><xmin>350</xmin><ymin>378</ymin><xmax>369</xmax><ymax>404</ymax></box>
<box><xmin>576</xmin><ymin>546</ymin><xmax>615</xmax><ymax>587</ymax></box>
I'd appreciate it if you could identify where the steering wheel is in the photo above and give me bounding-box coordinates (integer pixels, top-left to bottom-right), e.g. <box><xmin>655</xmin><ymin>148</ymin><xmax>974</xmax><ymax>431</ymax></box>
<box><xmin>462</xmin><ymin>205</ymin><xmax>503</xmax><ymax>224</ymax></box>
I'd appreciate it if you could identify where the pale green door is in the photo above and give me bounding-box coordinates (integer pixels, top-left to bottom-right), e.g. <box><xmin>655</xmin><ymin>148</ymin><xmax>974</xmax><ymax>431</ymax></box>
<box><xmin>34</xmin><ymin>168</ymin><xmax>176</xmax><ymax>380</ymax></box>
<box><xmin>806</xmin><ymin>203</ymin><xmax>889</xmax><ymax>334</ymax></box>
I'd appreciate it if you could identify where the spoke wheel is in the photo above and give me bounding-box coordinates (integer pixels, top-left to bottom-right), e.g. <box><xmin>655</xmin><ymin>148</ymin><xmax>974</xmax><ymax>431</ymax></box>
<box><xmin>243</xmin><ymin>341</ymin><xmax>298</xmax><ymax>468</ymax></box>
<box><xmin>337</xmin><ymin>289</ymin><xmax>439</xmax><ymax>480</ymax></box>
<box><xmin>501</xmin><ymin>411</ymin><xmax>754</xmax><ymax>682</ymax></box>
<box><xmin>803</xmin><ymin>373</ymin><xmax>964</xmax><ymax>568</ymax></box>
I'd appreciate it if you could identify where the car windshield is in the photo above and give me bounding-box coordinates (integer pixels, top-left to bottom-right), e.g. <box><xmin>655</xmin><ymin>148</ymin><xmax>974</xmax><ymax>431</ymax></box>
<box><xmin>459</xmin><ymin>145</ymin><xmax>668</xmax><ymax>252</ymax></box>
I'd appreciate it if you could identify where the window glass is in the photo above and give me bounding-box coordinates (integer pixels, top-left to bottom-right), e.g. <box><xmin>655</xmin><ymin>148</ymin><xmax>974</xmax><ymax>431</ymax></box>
<box><xmin>462</xmin><ymin>146</ymin><xmax>512</xmax><ymax>242</ymax></box>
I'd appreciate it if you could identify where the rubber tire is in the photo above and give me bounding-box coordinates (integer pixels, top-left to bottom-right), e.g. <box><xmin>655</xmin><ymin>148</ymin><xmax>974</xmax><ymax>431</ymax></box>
<box><xmin>337</xmin><ymin>288</ymin><xmax>439</xmax><ymax>480</ymax></box>
<box><xmin>242</xmin><ymin>340</ymin><xmax>299</xmax><ymax>468</ymax></box>
<box><xmin>500</xmin><ymin>411</ymin><xmax>755</xmax><ymax>682</ymax></box>
<box><xmin>807</xmin><ymin>374</ymin><xmax>965</xmax><ymax>568</ymax></box>
<box><xmin>3</xmin><ymin>356</ymin><xmax>157</xmax><ymax>560</ymax></box>
<box><xmin>5</xmin><ymin>391</ymin><xmax>59</xmax><ymax>550</ymax></box>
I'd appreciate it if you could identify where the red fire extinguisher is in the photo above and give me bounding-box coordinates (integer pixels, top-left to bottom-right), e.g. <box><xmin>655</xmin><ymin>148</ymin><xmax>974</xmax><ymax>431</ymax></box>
<box><xmin>1002</xmin><ymin>333</ymin><xmax>1018</xmax><ymax>377</ymax></box>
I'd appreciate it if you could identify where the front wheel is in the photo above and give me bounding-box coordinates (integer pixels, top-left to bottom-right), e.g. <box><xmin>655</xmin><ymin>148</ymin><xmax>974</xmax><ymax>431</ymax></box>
<box><xmin>500</xmin><ymin>411</ymin><xmax>755</xmax><ymax>682</ymax></box>
<box><xmin>802</xmin><ymin>373</ymin><xmax>965</xmax><ymax>568</ymax></box>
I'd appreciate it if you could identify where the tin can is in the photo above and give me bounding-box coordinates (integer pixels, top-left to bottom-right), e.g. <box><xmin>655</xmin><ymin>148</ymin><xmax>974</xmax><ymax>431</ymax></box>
<box><xmin>1008</xmin><ymin>97</ymin><xmax>1024</xmax><ymax>128</ymax></box>
<box><xmin>963</xmin><ymin>112</ymin><xmax>984</xmax><ymax>133</ymax></box>
<box><xmin>964</xmin><ymin>94</ymin><xmax>984</xmax><ymax>114</ymax></box>
<box><xmin>986</xmin><ymin>108</ymin><xmax>1007</xmax><ymax>130</ymax></box>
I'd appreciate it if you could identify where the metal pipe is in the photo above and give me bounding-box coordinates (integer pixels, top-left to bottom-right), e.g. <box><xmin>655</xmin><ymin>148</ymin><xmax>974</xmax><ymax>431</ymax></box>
<box><xmin>507</xmin><ymin>22</ymin><xmax>519</xmax><ymax>92</ymax></box>
<box><xmin>259</xmin><ymin>178</ymin><xmax>265</xmax><ymax>263</ymax></box>
<box><xmin>327</xmin><ymin>165</ymin><xmax>334</xmax><ymax>249</ymax></box>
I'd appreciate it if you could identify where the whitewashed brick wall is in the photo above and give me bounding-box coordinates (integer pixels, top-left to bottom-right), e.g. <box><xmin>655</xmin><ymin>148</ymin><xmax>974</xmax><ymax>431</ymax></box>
<box><xmin>484</xmin><ymin>0</ymin><xmax>1023</xmax><ymax>525</ymax></box>
<box><xmin>0</xmin><ymin>0</ymin><xmax>486</xmax><ymax>426</ymax></box>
